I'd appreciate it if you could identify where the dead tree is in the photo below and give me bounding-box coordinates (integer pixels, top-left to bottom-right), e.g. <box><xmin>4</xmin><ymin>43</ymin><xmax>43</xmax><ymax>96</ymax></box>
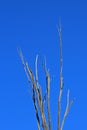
<box><xmin>18</xmin><ymin>24</ymin><xmax>74</xmax><ymax>130</ymax></box>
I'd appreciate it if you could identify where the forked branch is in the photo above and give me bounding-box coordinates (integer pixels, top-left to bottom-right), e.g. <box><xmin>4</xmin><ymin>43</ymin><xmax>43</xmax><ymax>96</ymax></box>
<box><xmin>61</xmin><ymin>90</ymin><xmax>74</xmax><ymax>130</ymax></box>
<box><xmin>57</xmin><ymin>23</ymin><xmax>74</xmax><ymax>130</ymax></box>
<box><xmin>18</xmin><ymin>49</ymin><xmax>48</xmax><ymax>130</ymax></box>
<box><xmin>18</xmin><ymin>48</ymin><xmax>40</xmax><ymax>130</ymax></box>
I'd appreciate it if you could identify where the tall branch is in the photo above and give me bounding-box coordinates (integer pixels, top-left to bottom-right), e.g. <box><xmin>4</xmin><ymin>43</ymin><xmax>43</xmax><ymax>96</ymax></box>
<box><xmin>58</xmin><ymin>23</ymin><xmax>63</xmax><ymax>130</ymax></box>
<box><xmin>57</xmin><ymin>23</ymin><xmax>74</xmax><ymax>130</ymax></box>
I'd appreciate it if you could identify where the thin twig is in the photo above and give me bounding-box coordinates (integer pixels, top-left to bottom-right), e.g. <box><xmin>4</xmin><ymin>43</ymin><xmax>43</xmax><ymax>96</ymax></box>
<box><xmin>46</xmin><ymin>71</ymin><xmax>52</xmax><ymax>130</ymax></box>
<box><xmin>43</xmin><ymin>58</ymin><xmax>52</xmax><ymax>130</ymax></box>
<box><xmin>18</xmin><ymin>48</ymin><xmax>31</xmax><ymax>83</ymax></box>
<box><xmin>35</xmin><ymin>55</ymin><xmax>39</xmax><ymax>84</ymax></box>
<box><xmin>61</xmin><ymin>90</ymin><xmax>74</xmax><ymax>130</ymax></box>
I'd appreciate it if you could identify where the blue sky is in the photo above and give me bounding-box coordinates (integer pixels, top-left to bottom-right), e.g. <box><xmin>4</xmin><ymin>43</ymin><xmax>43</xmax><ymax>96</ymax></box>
<box><xmin>0</xmin><ymin>0</ymin><xmax>87</xmax><ymax>129</ymax></box>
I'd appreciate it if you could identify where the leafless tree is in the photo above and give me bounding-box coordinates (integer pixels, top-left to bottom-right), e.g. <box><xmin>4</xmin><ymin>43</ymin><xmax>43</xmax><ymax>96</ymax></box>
<box><xmin>18</xmin><ymin>24</ymin><xmax>74</xmax><ymax>130</ymax></box>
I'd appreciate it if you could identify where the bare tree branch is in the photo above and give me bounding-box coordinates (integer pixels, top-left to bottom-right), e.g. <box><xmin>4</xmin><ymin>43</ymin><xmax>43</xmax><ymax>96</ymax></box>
<box><xmin>18</xmin><ymin>48</ymin><xmax>31</xmax><ymax>83</ymax></box>
<box><xmin>33</xmin><ymin>88</ymin><xmax>40</xmax><ymax>130</ymax></box>
<box><xmin>42</xmin><ymin>58</ymin><xmax>52</xmax><ymax>130</ymax></box>
<box><xmin>19</xmin><ymin>49</ymin><xmax>48</xmax><ymax>130</ymax></box>
<box><xmin>46</xmin><ymin>71</ymin><xmax>52</xmax><ymax>130</ymax></box>
<box><xmin>35</xmin><ymin>55</ymin><xmax>39</xmax><ymax>85</ymax></box>
<box><xmin>36</xmin><ymin>85</ymin><xmax>48</xmax><ymax>130</ymax></box>
<box><xmin>18</xmin><ymin>49</ymin><xmax>40</xmax><ymax>130</ymax></box>
<box><xmin>57</xmin><ymin>22</ymin><xmax>74</xmax><ymax>130</ymax></box>
<box><xmin>61</xmin><ymin>90</ymin><xmax>74</xmax><ymax>130</ymax></box>
<box><xmin>35</xmin><ymin>55</ymin><xmax>48</xmax><ymax>130</ymax></box>
<box><xmin>57</xmin><ymin>22</ymin><xmax>63</xmax><ymax>130</ymax></box>
<box><xmin>18</xmin><ymin>22</ymin><xmax>74</xmax><ymax>130</ymax></box>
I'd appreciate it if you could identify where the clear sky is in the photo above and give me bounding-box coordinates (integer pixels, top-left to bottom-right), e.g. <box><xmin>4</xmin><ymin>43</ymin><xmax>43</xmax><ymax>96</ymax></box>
<box><xmin>0</xmin><ymin>0</ymin><xmax>87</xmax><ymax>130</ymax></box>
